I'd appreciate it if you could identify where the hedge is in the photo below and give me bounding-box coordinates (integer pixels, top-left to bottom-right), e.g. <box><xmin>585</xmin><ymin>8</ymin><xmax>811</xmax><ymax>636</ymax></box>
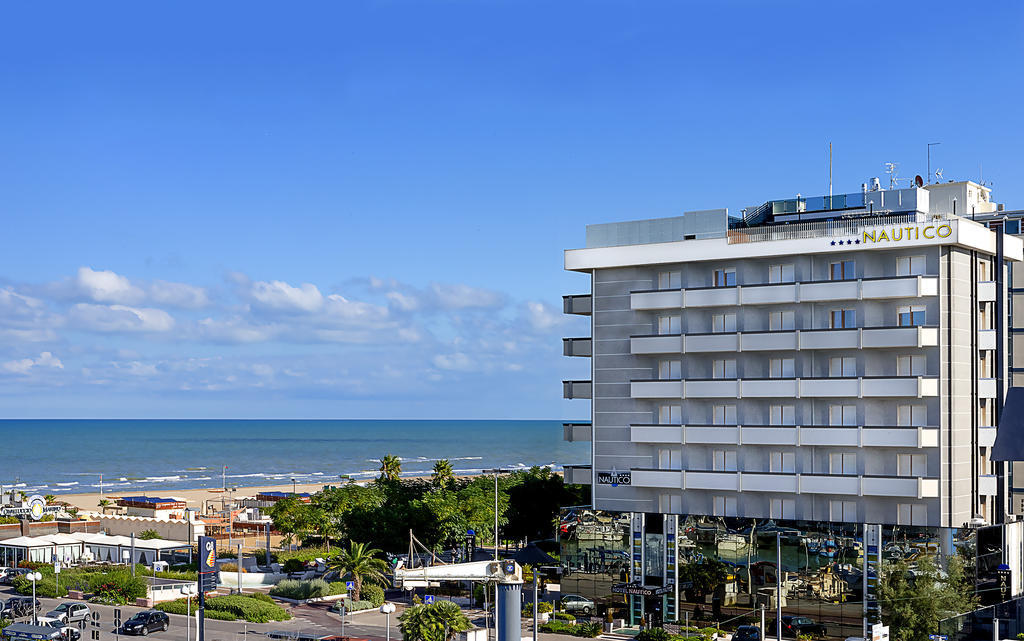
<box><xmin>269</xmin><ymin>578</ymin><xmax>344</xmax><ymax>600</ymax></box>
<box><xmin>11</xmin><ymin>566</ymin><xmax>147</xmax><ymax>604</ymax></box>
<box><xmin>539</xmin><ymin>621</ymin><xmax>603</xmax><ymax>638</ymax></box>
<box><xmin>155</xmin><ymin>595</ymin><xmax>291</xmax><ymax>623</ymax></box>
<box><xmin>361</xmin><ymin>584</ymin><xmax>385</xmax><ymax>607</ymax></box>
<box><xmin>155</xmin><ymin>601</ymin><xmax>237</xmax><ymax>621</ymax></box>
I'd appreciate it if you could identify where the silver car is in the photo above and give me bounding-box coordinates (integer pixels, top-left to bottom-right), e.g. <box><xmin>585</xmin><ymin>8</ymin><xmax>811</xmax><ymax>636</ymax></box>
<box><xmin>45</xmin><ymin>603</ymin><xmax>91</xmax><ymax>625</ymax></box>
<box><xmin>560</xmin><ymin>594</ymin><xmax>595</xmax><ymax>615</ymax></box>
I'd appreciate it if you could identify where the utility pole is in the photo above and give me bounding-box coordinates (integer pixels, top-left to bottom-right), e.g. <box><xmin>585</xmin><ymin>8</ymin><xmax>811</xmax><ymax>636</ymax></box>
<box><xmin>775</xmin><ymin>532</ymin><xmax>782</xmax><ymax>641</ymax></box>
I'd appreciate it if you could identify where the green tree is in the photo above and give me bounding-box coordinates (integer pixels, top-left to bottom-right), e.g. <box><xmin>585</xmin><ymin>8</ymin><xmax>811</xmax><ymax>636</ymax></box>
<box><xmin>431</xmin><ymin>460</ymin><xmax>455</xmax><ymax>489</ymax></box>
<box><xmin>139</xmin><ymin>529</ymin><xmax>161</xmax><ymax>540</ymax></box>
<box><xmin>399</xmin><ymin>600</ymin><xmax>472</xmax><ymax>641</ymax></box>
<box><xmin>379</xmin><ymin>454</ymin><xmax>402</xmax><ymax>482</ymax></box>
<box><xmin>877</xmin><ymin>555</ymin><xmax>977</xmax><ymax>641</ymax></box>
<box><xmin>269</xmin><ymin>496</ymin><xmax>310</xmax><ymax>546</ymax></box>
<box><xmin>304</xmin><ymin>506</ymin><xmax>338</xmax><ymax>552</ymax></box>
<box><xmin>43</xmin><ymin>494</ymin><xmax>57</xmax><ymax>503</ymax></box>
<box><xmin>678</xmin><ymin>559</ymin><xmax>729</xmax><ymax>601</ymax></box>
<box><xmin>504</xmin><ymin>466</ymin><xmax>589</xmax><ymax>541</ymax></box>
<box><xmin>328</xmin><ymin>541</ymin><xmax>388</xmax><ymax>602</ymax></box>
<box><xmin>98</xmin><ymin>499</ymin><xmax>112</xmax><ymax>514</ymax></box>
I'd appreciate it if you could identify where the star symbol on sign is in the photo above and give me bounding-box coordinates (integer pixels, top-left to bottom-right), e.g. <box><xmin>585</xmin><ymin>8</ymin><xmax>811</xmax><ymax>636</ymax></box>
<box><xmin>830</xmin><ymin>240</ymin><xmax>836</xmax><ymax>246</ymax></box>
<box><xmin>854</xmin><ymin>239</ymin><xmax>861</xmax><ymax>244</ymax></box>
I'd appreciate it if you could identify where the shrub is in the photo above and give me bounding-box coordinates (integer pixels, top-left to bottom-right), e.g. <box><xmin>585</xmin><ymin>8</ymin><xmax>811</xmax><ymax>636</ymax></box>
<box><xmin>345</xmin><ymin>599</ymin><xmax>374</xmax><ymax>612</ymax></box>
<box><xmin>220</xmin><ymin>563</ymin><xmax>246</xmax><ymax>573</ymax></box>
<box><xmin>540</xmin><ymin>621</ymin><xmax>602</xmax><ymax>638</ymax></box>
<box><xmin>361</xmin><ymin>584</ymin><xmax>385</xmax><ymax>607</ymax></box>
<box><xmin>139</xmin><ymin>529</ymin><xmax>161</xmax><ymax>540</ymax></box>
<box><xmin>637</xmin><ymin>629</ymin><xmax>671</xmax><ymax>641</ymax></box>
<box><xmin>524</xmin><ymin>601</ymin><xmax>555</xmax><ymax>616</ymax></box>
<box><xmin>248</xmin><ymin>593</ymin><xmax>276</xmax><ymax>604</ymax></box>
<box><xmin>552</xmin><ymin>612</ymin><xmax>575</xmax><ymax>622</ymax></box>
<box><xmin>155</xmin><ymin>599</ymin><xmax>237</xmax><ymax>620</ymax></box>
<box><xmin>269</xmin><ymin>578</ymin><xmax>345</xmax><ymax>600</ymax></box>
<box><xmin>282</xmin><ymin>559</ymin><xmax>305</xmax><ymax>573</ymax></box>
<box><xmin>205</xmin><ymin>595</ymin><xmax>291</xmax><ymax>623</ymax></box>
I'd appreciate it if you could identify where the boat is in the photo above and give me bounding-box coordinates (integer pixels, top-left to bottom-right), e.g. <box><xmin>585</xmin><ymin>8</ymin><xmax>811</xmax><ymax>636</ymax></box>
<box><xmin>717</xmin><ymin>533</ymin><xmax>749</xmax><ymax>554</ymax></box>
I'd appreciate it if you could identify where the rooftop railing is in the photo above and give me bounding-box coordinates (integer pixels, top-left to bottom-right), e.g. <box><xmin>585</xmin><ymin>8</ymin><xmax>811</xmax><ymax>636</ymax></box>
<box><xmin>728</xmin><ymin>212</ymin><xmax>951</xmax><ymax>244</ymax></box>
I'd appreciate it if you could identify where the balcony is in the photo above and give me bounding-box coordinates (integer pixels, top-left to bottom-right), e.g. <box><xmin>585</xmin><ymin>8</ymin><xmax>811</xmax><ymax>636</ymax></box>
<box><xmin>563</xmin><ymin>294</ymin><xmax>592</xmax><ymax>315</ymax></box>
<box><xmin>629</xmin><ymin>276</ymin><xmax>940</xmax><ymax>311</ymax></box>
<box><xmin>563</xmin><ymin>465</ymin><xmax>592</xmax><ymax>485</ymax></box>
<box><xmin>741</xmin><ymin>426</ymin><xmax>798</xmax><ymax>446</ymax></box>
<box><xmin>740</xmin><ymin>473</ymin><xmax>799</xmax><ymax>493</ymax></box>
<box><xmin>862</xmin><ymin>376</ymin><xmax>938</xmax><ymax>397</ymax></box>
<box><xmin>630</xmin><ymin>424</ymin><xmax>683</xmax><ymax>444</ymax></box>
<box><xmin>979</xmin><ymin>329</ymin><xmax>996</xmax><ymax>351</ymax></box>
<box><xmin>631</xmin><ymin>289</ymin><xmax>683</xmax><ymax>310</ymax></box>
<box><xmin>684</xmin><ymin>379</ymin><xmax>739</xmax><ymax>398</ymax></box>
<box><xmin>626</xmin><ymin>424</ymin><xmax>938</xmax><ymax>448</ymax></box>
<box><xmin>563</xmin><ymin>422</ymin><xmax>592</xmax><ymax>442</ymax></box>
<box><xmin>978</xmin><ymin>281</ymin><xmax>997</xmax><ymax>302</ymax></box>
<box><xmin>979</xmin><ymin>378</ymin><xmax>997</xmax><ymax>398</ymax></box>
<box><xmin>979</xmin><ymin>426</ymin><xmax>997</xmax><ymax>448</ymax></box>
<box><xmin>800</xmin><ymin>378</ymin><xmax>861</xmax><ymax>397</ymax></box>
<box><xmin>979</xmin><ymin>474</ymin><xmax>998</xmax><ymax>496</ymax></box>
<box><xmin>863</xmin><ymin>427</ymin><xmax>939</xmax><ymax>448</ymax></box>
<box><xmin>563</xmin><ymin>337</ymin><xmax>592</xmax><ymax>357</ymax></box>
<box><xmin>741</xmin><ymin>379</ymin><xmax>799</xmax><ymax>397</ymax></box>
<box><xmin>684</xmin><ymin>471</ymin><xmax>739</xmax><ymax>491</ymax></box>
<box><xmin>631</xmin><ymin>469</ymin><xmax>683</xmax><ymax>489</ymax></box>
<box><xmin>740</xmin><ymin>331</ymin><xmax>798</xmax><ymax>351</ymax></box>
<box><xmin>685</xmin><ymin>425</ymin><xmax>739</xmax><ymax>445</ymax></box>
<box><xmin>631</xmin><ymin>380</ymin><xmax>683</xmax><ymax>398</ymax></box>
<box><xmin>631</xmin><ymin>334</ymin><xmax>683</xmax><ymax>354</ymax></box>
<box><xmin>684</xmin><ymin>333</ymin><xmax>739</xmax><ymax>353</ymax></box>
<box><xmin>800</xmin><ymin>329</ymin><xmax>860</xmax><ymax>350</ymax></box>
<box><xmin>801</xmin><ymin>427</ymin><xmax>859</xmax><ymax>447</ymax></box>
<box><xmin>563</xmin><ymin>380</ymin><xmax>592</xmax><ymax>399</ymax></box>
<box><xmin>862</xmin><ymin>326</ymin><xmax>939</xmax><ymax>348</ymax></box>
<box><xmin>799</xmin><ymin>475</ymin><xmax>860</xmax><ymax>495</ymax></box>
<box><xmin>862</xmin><ymin>476</ymin><xmax>939</xmax><ymax>499</ymax></box>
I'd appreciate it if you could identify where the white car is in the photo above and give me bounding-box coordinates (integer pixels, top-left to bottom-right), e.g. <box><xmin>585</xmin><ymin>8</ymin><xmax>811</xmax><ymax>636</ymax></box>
<box><xmin>37</xmin><ymin>616</ymin><xmax>82</xmax><ymax>641</ymax></box>
<box><xmin>45</xmin><ymin>603</ymin><xmax>91</xmax><ymax>625</ymax></box>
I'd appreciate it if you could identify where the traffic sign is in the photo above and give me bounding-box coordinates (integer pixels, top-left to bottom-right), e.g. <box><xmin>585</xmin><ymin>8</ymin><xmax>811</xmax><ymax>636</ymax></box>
<box><xmin>346</xmin><ymin>580</ymin><xmax>355</xmax><ymax>590</ymax></box>
<box><xmin>424</xmin><ymin>595</ymin><xmax>435</xmax><ymax>604</ymax></box>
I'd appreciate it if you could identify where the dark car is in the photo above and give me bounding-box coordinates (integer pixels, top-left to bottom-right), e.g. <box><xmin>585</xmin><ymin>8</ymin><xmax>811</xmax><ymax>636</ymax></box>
<box><xmin>2</xmin><ymin>597</ymin><xmax>42</xmax><ymax>618</ymax></box>
<box><xmin>1</xmin><ymin>569</ymin><xmax>34</xmax><ymax>586</ymax></box>
<box><xmin>771</xmin><ymin>616</ymin><xmax>827</xmax><ymax>639</ymax></box>
<box><xmin>733</xmin><ymin>625</ymin><xmax>762</xmax><ymax>641</ymax></box>
<box><xmin>119</xmin><ymin>611</ymin><xmax>169</xmax><ymax>636</ymax></box>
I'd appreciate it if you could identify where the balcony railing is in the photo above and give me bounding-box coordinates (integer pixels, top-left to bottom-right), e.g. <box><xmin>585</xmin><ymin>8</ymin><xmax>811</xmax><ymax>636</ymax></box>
<box><xmin>562</xmin><ymin>294</ymin><xmax>592</xmax><ymax>315</ymax></box>
<box><xmin>562</xmin><ymin>380</ymin><xmax>592</xmax><ymax>399</ymax></box>
<box><xmin>629</xmin><ymin>376</ymin><xmax>939</xmax><ymax>399</ymax></box>
<box><xmin>628</xmin><ymin>424</ymin><xmax>939</xmax><ymax>448</ymax></box>
<box><xmin>563</xmin><ymin>422</ymin><xmax>592</xmax><ymax>442</ymax></box>
<box><xmin>563</xmin><ymin>337</ymin><xmax>592</xmax><ymax>357</ymax></box>
<box><xmin>727</xmin><ymin>212</ymin><xmax>949</xmax><ymax>244</ymax></box>
<box><xmin>563</xmin><ymin>465</ymin><xmax>592</xmax><ymax>485</ymax></box>
<box><xmin>626</xmin><ymin>468</ymin><xmax>940</xmax><ymax>497</ymax></box>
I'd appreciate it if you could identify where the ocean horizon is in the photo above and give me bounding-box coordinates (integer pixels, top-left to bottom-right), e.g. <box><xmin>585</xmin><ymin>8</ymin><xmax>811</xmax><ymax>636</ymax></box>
<box><xmin>0</xmin><ymin>419</ymin><xmax>587</xmax><ymax>496</ymax></box>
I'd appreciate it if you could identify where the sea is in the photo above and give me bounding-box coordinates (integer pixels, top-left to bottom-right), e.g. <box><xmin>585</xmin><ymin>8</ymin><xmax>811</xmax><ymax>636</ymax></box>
<box><xmin>0</xmin><ymin>419</ymin><xmax>586</xmax><ymax>496</ymax></box>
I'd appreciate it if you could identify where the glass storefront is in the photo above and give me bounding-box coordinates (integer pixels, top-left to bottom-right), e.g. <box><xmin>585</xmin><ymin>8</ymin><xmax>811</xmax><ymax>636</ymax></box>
<box><xmin>558</xmin><ymin>508</ymin><xmax>985</xmax><ymax>640</ymax></box>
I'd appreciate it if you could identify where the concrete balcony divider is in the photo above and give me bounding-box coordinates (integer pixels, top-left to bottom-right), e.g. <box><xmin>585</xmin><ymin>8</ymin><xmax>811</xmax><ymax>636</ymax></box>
<box><xmin>978</xmin><ymin>378</ymin><xmax>997</xmax><ymax>398</ymax></box>
<box><xmin>979</xmin><ymin>426</ymin><xmax>997</xmax><ymax>448</ymax></box>
<box><xmin>979</xmin><ymin>329</ymin><xmax>997</xmax><ymax>351</ymax></box>
<box><xmin>979</xmin><ymin>474</ymin><xmax>998</xmax><ymax>496</ymax></box>
<box><xmin>978</xmin><ymin>281</ymin><xmax>997</xmax><ymax>302</ymax></box>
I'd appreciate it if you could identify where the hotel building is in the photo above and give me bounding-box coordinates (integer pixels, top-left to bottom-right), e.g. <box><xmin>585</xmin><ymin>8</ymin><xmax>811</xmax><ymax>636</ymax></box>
<box><xmin>560</xmin><ymin>181</ymin><xmax>1024</xmax><ymax>632</ymax></box>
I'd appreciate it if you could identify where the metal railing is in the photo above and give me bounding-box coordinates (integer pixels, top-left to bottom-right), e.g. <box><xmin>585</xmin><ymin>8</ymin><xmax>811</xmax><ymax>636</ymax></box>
<box><xmin>727</xmin><ymin>212</ymin><xmax>951</xmax><ymax>244</ymax></box>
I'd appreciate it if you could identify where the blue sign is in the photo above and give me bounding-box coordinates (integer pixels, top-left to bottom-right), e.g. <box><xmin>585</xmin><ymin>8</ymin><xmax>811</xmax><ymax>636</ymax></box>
<box><xmin>467</xmin><ymin>529</ymin><xmax>475</xmax><ymax>536</ymax></box>
<box><xmin>424</xmin><ymin>595</ymin><xmax>435</xmax><ymax>604</ymax></box>
<box><xmin>346</xmin><ymin>581</ymin><xmax>355</xmax><ymax>590</ymax></box>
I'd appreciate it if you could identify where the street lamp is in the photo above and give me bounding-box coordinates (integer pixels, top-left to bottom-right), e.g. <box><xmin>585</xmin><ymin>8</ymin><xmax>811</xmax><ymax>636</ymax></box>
<box><xmin>27</xmin><ymin>571</ymin><xmax>42</xmax><ymax>624</ymax></box>
<box><xmin>483</xmin><ymin>468</ymin><xmax>509</xmax><ymax>641</ymax></box>
<box><xmin>183</xmin><ymin>584</ymin><xmax>197</xmax><ymax>641</ymax></box>
<box><xmin>291</xmin><ymin>478</ymin><xmax>297</xmax><ymax>496</ymax></box>
<box><xmin>379</xmin><ymin>602</ymin><xmax>396</xmax><ymax>641</ymax></box>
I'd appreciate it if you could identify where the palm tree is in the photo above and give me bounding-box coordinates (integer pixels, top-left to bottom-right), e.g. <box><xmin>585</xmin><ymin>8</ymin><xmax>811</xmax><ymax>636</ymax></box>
<box><xmin>328</xmin><ymin>541</ymin><xmax>388</xmax><ymax>601</ymax></box>
<box><xmin>399</xmin><ymin>601</ymin><xmax>471</xmax><ymax>641</ymax></box>
<box><xmin>431</xmin><ymin>459</ymin><xmax>455</xmax><ymax>489</ymax></box>
<box><xmin>97</xmin><ymin>499</ymin><xmax>112</xmax><ymax>514</ymax></box>
<box><xmin>43</xmin><ymin>494</ymin><xmax>56</xmax><ymax>504</ymax></box>
<box><xmin>379</xmin><ymin>454</ymin><xmax>402</xmax><ymax>482</ymax></box>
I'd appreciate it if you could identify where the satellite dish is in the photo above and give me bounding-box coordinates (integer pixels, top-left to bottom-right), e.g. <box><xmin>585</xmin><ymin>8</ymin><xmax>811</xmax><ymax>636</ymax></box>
<box><xmin>914</xmin><ymin>175</ymin><xmax>924</xmax><ymax>188</ymax></box>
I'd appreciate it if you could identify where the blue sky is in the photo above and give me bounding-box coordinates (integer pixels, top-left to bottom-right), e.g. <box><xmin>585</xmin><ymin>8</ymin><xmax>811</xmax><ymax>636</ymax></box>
<box><xmin>1</xmin><ymin>1</ymin><xmax>1022</xmax><ymax>418</ymax></box>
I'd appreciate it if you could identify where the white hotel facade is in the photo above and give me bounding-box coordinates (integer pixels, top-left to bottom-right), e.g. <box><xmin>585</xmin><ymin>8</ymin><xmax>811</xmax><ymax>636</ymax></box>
<box><xmin>562</xmin><ymin>181</ymin><xmax>1021</xmax><ymax>530</ymax></box>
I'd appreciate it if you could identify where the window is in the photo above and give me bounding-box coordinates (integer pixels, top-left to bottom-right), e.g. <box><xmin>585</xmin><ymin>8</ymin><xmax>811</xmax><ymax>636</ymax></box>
<box><xmin>980</xmin><ymin>351</ymin><xmax>993</xmax><ymax>378</ymax></box>
<box><xmin>658</xmin><ymin>315</ymin><xmax>681</xmax><ymax>335</ymax></box>
<box><xmin>829</xmin><ymin>404</ymin><xmax>857</xmax><ymax>426</ymax></box>
<box><xmin>830</xmin><ymin>260</ymin><xmax>855</xmax><ymax>281</ymax></box>
<box><xmin>770</xmin><ymin>498</ymin><xmax>795</xmax><ymax>519</ymax></box>
<box><xmin>770</xmin><ymin>358</ymin><xmax>795</xmax><ymax>378</ymax></box>
<box><xmin>658</xmin><ymin>448</ymin><xmax>682</xmax><ymax>470</ymax></box>
<box><xmin>830</xmin><ymin>500</ymin><xmax>857</xmax><ymax>522</ymax></box>
<box><xmin>829</xmin><ymin>357</ymin><xmax>856</xmax><ymax>377</ymax></box>
<box><xmin>713</xmin><ymin>404</ymin><xmax>737</xmax><ymax>425</ymax></box>
<box><xmin>898</xmin><ymin>404</ymin><xmax>927</xmax><ymax>427</ymax></box>
<box><xmin>712</xmin><ymin>313</ymin><xmax>737</xmax><ymax>333</ymax></box>
<box><xmin>829</xmin><ymin>452</ymin><xmax>857</xmax><ymax>475</ymax></box>
<box><xmin>769</xmin><ymin>264</ymin><xmax>795</xmax><ymax>283</ymax></box>
<box><xmin>659</xmin><ymin>493</ymin><xmax>682</xmax><ymax>513</ymax></box>
<box><xmin>659</xmin><ymin>404</ymin><xmax>681</xmax><ymax>425</ymax></box>
<box><xmin>769</xmin><ymin>451</ymin><xmax>795</xmax><ymax>473</ymax></box>
<box><xmin>659</xmin><ymin>360</ymin><xmax>681</xmax><ymax>379</ymax></box>
<box><xmin>658</xmin><ymin>271</ymin><xmax>681</xmax><ymax>290</ymax></box>
<box><xmin>897</xmin><ymin>454</ymin><xmax>927</xmax><ymax>476</ymax></box>
<box><xmin>713</xmin><ymin>495</ymin><xmax>737</xmax><ymax>517</ymax></box>
<box><xmin>713</xmin><ymin>268</ymin><xmax>736</xmax><ymax>287</ymax></box>
<box><xmin>896</xmin><ymin>255</ymin><xmax>926</xmax><ymax>276</ymax></box>
<box><xmin>897</xmin><ymin>355</ymin><xmax>926</xmax><ymax>376</ymax></box>
<box><xmin>770</xmin><ymin>404</ymin><xmax>795</xmax><ymax>426</ymax></box>
<box><xmin>713</xmin><ymin>450</ymin><xmax>737</xmax><ymax>472</ymax></box>
<box><xmin>830</xmin><ymin>309</ymin><xmax>856</xmax><ymax>328</ymax></box>
<box><xmin>769</xmin><ymin>310</ymin><xmax>795</xmax><ymax>331</ymax></box>
<box><xmin>897</xmin><ymin>503</ymin><xmax>927</xmax><ymax>526</ymax></box>
<box><xmin>712</xmin><ymin>359</ymin><xmax>736</xmax><ymax>379</ymax></box>
<box><xmin>898</xmin><ymin>306</ymin><xmax>926</xmax><ymax>327</ymax></box>
<box><xmin>978</xmin><ymin>260</ymin><xmax>990</xmax><ymax>282</ymax></box>
<box><xmin>980</xmin><ymin>399</ymin><xmax>993</xmax><ymax>426</ymax></box>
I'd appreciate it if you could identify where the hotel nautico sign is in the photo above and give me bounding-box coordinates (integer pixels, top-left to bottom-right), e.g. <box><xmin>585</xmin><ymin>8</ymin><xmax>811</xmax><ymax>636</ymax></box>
<box><xmin>0</xmin><ymin>495</ymin><xmax>62</xmax><ymax>520</ymax></box>
<box><xmin>862</xmin><ymin>223</ymin><xmax>953</xmax><ymax>244</ymax></box>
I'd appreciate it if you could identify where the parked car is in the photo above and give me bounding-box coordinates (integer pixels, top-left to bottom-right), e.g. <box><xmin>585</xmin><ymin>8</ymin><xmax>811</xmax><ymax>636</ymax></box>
<box><xmin>733</xmin><ymin>625</ymin><xmax>762</xmax><ymax>641</ymax></box>
<box><xmin>45</xmin><ymin>604</ymin><xmax>91</xmax><ymax>625</ymax></box>
<box><xmin>771</xmin><ymin>616</ymin><xmax>827</xmax><ymax>639</ymax></box>
<box><xmin>1</xmin><ymin>568</ymin><xmax>33</xmax><ymax>586</ymax></box>
<box><xmin>0</xmin><ymin>567</ymin><xmax>10</xmax><ymax>583</ymax></box>
<box><xmin>119</xmin><ymin>611</ymin><xmax>169</xmax><ymax>636</ymax></box>
<box><xmin>37</xmin><ymin>616</ymin><xmax>82</xmax><ymax>641</ymax></box>
<box><xmin>2</xmin><ymin>597</ymin><xmax>42</xmax><ymax>618</ymax></box>
<box><xmin>559</xmin><ymin>594</ymin><xmax>595</xmax><ymax>616</ymax></box>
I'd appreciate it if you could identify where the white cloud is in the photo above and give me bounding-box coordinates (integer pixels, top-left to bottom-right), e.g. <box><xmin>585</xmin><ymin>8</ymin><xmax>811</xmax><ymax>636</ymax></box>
<box><xmin>69</xmin><ymin>303</ymin><xmax>175</xmax><ymax>332</ymax></box>
<box><xmin>522</xmin><ymin>300</ymin><xmax>564</xmax><ymax>331</ymax></box>
<box><xmin>432</xmin><ymin>352</ymin><xmax>475</xmax><ymax>371</ymax></box>
<box><xmin>196</xmin><ymin>317</ymin><xmax>279</xmax><ymax>343</ymax></box>
<box><xmin>75</xmin><ymin>267</ymin><xmax>145</xmax><ymax>304</ymax></box>
<box><xmin>429</xmin><ymin>283</ymin><xmax>504</xmax><ymax>309</ymax></box>
<box><xmin>322</xmin><ymin>295</ymin><xmax>389</xmax><ymax>324</ymax></box>
<box><xmin>149</xmin><ymin>281</ymin><xmax>210</xmax><ymax>308</ymax></box>
<box><xmin>2</xmin><ymin>351</ymin><xmax>64</xmax><ymax>375</ymax></box>
<box><xmin>250</xmin><ymin>280</ymin><xmax>324</xmax><ymax>312</ymax></box>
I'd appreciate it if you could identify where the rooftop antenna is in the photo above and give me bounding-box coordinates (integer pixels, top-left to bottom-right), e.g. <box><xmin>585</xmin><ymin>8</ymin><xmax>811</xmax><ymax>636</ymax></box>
<box><xmin>828</xmin><ymin>142</ymin><xmax>833</xmax><ymax>198</ymax></box>
<box><xmin>935</xmin><ymin>168</ymin><xmax>943</xmax><ymax>182</ymax></box>
<box><xmin>884</xmin><ymin>162</ymin><xmax>899</xmax><ymax>189</ymax></box>
<box><xmin>927</xmin><ymin>142</ymin><xmax>941</xmax><ymax>184</ymax></box>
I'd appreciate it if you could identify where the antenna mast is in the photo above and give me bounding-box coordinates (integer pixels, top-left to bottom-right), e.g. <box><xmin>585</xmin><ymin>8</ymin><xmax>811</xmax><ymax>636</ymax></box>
<box><xmin>828</xmin><ymin>142</ymin><xmax>833</xmax><ymax>199</ymax></box>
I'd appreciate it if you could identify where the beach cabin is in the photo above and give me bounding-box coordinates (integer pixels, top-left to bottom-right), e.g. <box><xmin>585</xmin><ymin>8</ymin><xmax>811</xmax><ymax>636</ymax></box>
<box><xmin>114</xmin><ymin>496</ymin><xmax>187</xmax><ymax>520</ymax></box>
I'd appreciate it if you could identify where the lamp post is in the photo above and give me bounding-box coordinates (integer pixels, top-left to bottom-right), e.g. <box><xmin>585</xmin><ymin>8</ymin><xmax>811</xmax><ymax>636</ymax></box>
<box><xmin>183</xmin><ymin>584</ymin><xmax>196</xmax><ymax>641</ymax></box>
<box><xmin>291</xmin><ymin>478</ymin><xmax>297</xmax><ymax>496</ymax></box>
<box><xmin>483</xmin><ymin>468</ymin><xmax>509</xmax><ymax>641</ymax></box>
<box><xmin>379</xmin><ymin>602</ymin><xmax>396</xmax><ymax>641</ymax></box>
<box><xmin>28</xmin><ymin>571</ymin><xmax>42</xmax><ymax>624</ymax></box>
